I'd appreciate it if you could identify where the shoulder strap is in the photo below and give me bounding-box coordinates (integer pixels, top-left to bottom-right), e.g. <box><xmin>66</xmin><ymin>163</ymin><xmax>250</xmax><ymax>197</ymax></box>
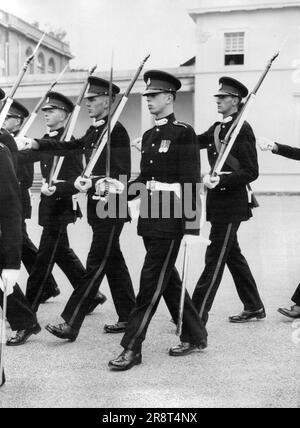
<box><xmin>213</xmin><ymin>124</ymin><xmax>258</xmax><ymax>207</ymax></box>
<box><xmin>213</xmin><ymin>124</ymin><xmax>240</xmax><ymax>171</ymax></box>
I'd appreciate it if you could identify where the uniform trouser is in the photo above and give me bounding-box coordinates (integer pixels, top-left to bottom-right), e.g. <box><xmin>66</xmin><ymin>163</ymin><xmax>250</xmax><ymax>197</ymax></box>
<box><xmin>26</xmin><ymin>225</ymin><xmax>86</xmax><ymax>312</ymax></box>
<box><xmin>61</xmin><ymin>221</ymin><xmax>135</xmax><ymax>331</ymax></box>
<box><xmin>0</xmin><ymin>282</ymin><xmax>37</xmax><ymax>331</ymax></box>
<box><xmin>21</xmin><ymin>219</ymin><xmax>59</xmax><ymax>295</ymax></box>
<box><xmin>192</xmin><ymin>222</ymin><xmax>264</xmax><ymax>325</ymax></box>
<box><xmin>292</xmin><ymin>284</ymin><xmax>300</xmax><ymax>306</ymax></box>
<box><xmin>120</xmin><ymin>237</ymin><xmax>208</xmax><ymax>353</ymax></box>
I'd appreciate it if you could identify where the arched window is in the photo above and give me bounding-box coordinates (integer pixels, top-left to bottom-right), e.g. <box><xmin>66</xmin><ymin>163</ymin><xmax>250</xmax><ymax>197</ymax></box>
<box><xmin>25</xmin><ymin>47</ymin><xmax>34</xmax><ymax>74</ymax></box>
<box><xmin>48</xmin><ymin>57</ymin><xmax>56</xmax><ymax>73</ymax></box>
<box><xmin>37</xmin><ymin>52</ymin><xmax>45</xmax><ymax>73</ymax></box>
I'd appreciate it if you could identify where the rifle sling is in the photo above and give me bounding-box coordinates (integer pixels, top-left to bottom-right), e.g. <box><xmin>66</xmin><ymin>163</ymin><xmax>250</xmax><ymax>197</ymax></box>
<box><xmin>213</xmin><ymin>124</ymin><xmax>257</xmax><ymax>206</ymax></box>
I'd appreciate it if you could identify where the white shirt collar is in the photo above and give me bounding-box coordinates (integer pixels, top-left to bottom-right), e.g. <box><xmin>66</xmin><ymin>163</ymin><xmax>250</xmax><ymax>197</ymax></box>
<box><xmin>93</xmin><ymin>118</ymin><xmax>106</xmax><ymax>127</ymax></box>
<box><xmin>154</xmin><ymin>117</ymin><xmax>168</xmax><ymax>127</ymax></box>
<box><xmin>48</xmin><ymin>130</ymin><xmax>59</xmax><ymax>137</ymax></box>
<box><xmin>221</xmin><ymin>116</ymin><xmax>233</xmax><ymax>124</ymax></box>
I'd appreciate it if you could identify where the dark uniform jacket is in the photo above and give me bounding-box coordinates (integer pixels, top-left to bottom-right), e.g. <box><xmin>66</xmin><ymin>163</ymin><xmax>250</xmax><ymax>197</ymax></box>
<box><xmin>17</xmin><ymin>161</ymin><xmax>34</xmax><ymax>219</ymax></box>
<box><xmin>130</xmin><ymin>113</ymin><xmax>201</xmax><ymax>238</ymax></box>
<box><xmin>0</xmin><ymin>129</ymin><xmax>18</xmax><ymax>170</ymax></box>
<box><xmin>275</xmin><ymin>143</ymin><xmax>300</xmax><ymax>161</ymax></box>
<box><xmin>35</xmin><ymin>118</ymin><xmax>131</xmax><ymax>226</ymax></box>
<box><xmin>198</xmin><ymin>112</ymin><xmax>258</xmax><ymax>223</ymax></box>
<box><xmin>20</xmin><ymin>128</ymin><xmax>83</xmax><ymax>228</ymax></box>
<box><xmin>0</xmin><ymin>142</ymin><xmax>22</xmax><ymax>269</ymax></box>
<box><xmin>7</xmin><ymin>131</ymin><xmax>35</xmax><ymax>220</ymax></box>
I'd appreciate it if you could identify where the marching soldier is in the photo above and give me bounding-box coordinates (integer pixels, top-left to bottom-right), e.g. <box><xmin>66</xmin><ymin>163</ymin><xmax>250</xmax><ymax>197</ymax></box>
<box><xmin>17</xmin><ymin>78</ymin><xmax>135</xmax><ymax>339</ymax></box>
<box><xmin>258</xmin><ymin>136</ymin><xmax>300</xmax><ymax>319</ymax></box>
<box><xmin>3</xmin><ymin>100</ymin><xmax>60</xmax><ymax>303</ymax></box>
<box><xmin>192</xmin><ymin>77</ymin><xmax>265</xmax><ymax>326</ymax></box>
<box><xmin>0</xmin><ymin>88</ymin><xmax>40</xmax><ymax>346</ymax></box>
<box><xmin>9</xmin><ymin>92</ymin><xmax>105</xmax><ymax>345</ymax></box>
<box><xmin>108</xmin><ymin>70</ymin><xmax>208</xmax><ymax>371</ymax></box>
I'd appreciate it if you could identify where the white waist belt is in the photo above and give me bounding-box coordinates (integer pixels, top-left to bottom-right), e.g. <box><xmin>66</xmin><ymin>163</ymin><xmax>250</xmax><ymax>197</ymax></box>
<box><xmin>146</xmin><ymin>180</ymin><xmax>181</xmax><ymax>198</ymax></box>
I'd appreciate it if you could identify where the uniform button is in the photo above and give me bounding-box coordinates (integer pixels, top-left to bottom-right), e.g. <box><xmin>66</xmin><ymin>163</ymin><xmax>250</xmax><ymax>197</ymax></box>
<box><xmin>156</xmin><ymin>128</ymin><xmax>160</xmax><ymax>132</ymax></box>
<box><xmin>142</xmin><ymin>150</ymin><xmax>145</xmax><ymax>154</ymax></box>
<box><xmin>150</xmin><ymin>160</ymin><xmax>153</xmax><ymax>163</ymax></box>
<box><xmin>222</xmin><ymin>125</ymin><xmax>225</xmax><ymax>128</ymax></box>
<box><xmin>209</xmin><ymin>144</ymin><xmax>212</xmax><ymax>147</ymax></box>
<box><xmin>152</xmin><ymin>177</ymin><xmax>155</xmax><ymax>180</ymax></box>
<box><xmin>213</xmin><ymin>152</ymin><xmax>217</xmax><ymax>155</ymax></box>
<box><xmin>152</xmin><ymin>144</ymin><xmax>155</xmax><ymax>147</ymax></box>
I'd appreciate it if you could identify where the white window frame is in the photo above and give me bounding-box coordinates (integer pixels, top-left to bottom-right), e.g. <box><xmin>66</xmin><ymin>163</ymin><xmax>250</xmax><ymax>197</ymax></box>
<box><xmin>224</xmin><ymin>31</ymin><xmax>245</xmax><ymax>66</ymax></box>
<box><xmin>220</xmin><ymin>28</ymin><xmax>248</xmax><ymax>70</ymax></box>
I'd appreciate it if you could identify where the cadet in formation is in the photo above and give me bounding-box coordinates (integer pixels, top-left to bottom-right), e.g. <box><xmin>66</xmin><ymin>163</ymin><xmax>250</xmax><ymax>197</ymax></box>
<box><xmin>3</xmin><ymin>100</ymin><xmax>59</xmax><ymax>305</ymax></box>
<box><xmin>258</xmin><ymin>136</ymin><xmax>300</xmax><ymax>319</ymax></box>
<box><xmin>0</xmin><ymin>87</ymin><xmax>40</xmax><ymax>343</ymax></box>
<box><xmin>8</xmin><ymin>92</ymin><xmax>100</xmax><ymax>346</ymax></box>
<box><xmin>18</xmin><ymin>78</ymin><xmax>136</xmax><ymax>340</ymax></box>
<box><xmin>192</xmin><ymin>77</ymin><xmax>265</xmax><ymax>326</ymax></box>
<box><xmin>108</xmin><ymin>70</ymin><xmax>208</xmax><ymax>371</ymax></box>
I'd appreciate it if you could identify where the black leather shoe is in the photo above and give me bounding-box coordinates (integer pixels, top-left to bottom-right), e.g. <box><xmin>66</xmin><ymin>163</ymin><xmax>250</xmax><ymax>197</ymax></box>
<box><xmin>108</xmin><ymin>349</ymin><xmax>142</xmax><ymax>371</ymax></box>
<box><xmin>7</xmin><ymin>323</ymin><xmax>41</xmax><ymax>346</ymax></box>
<box><xmin>229</xmin><ymin>308</ymin><xmax>266</xmax><ymax>323</ymax></box>
<box><xmin>169</xmin><ymin>340</ymin><xmax>207</xmax><ymax>357</ymax></box>
<box><xmin>87</xmin><ymin>292</ymin><xmax>107</xmax><ymax>314</ymax></box>
<box><xmin>45</xmin><ymin>322</ymin><xmax>78</xmax><ymax>341</ymax></box>
<box><xmin>40</xmin><ymin>286</ymin><xmax>61</xmax><ymax>303</ymax></box>
<box><xmin>104</xmin><ymin>321</ymin><xmax>127</xmax><ymax>334</ymax></box>
<box><xmin>278</xmin><ymin>305</ymin><xmax>300</xmax><ymax>319</ymax></box>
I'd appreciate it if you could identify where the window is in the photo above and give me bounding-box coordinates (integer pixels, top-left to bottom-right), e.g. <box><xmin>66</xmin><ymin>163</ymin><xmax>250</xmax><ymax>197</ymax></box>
<box><xmin>25</xmin><ymin>47</ymin><xmax>34</xmax><ymax>74</ymax></box>
<box><xmin>37</xmin><ymin>52</ymin><xmax>45</xmax><ymax>73</ymax></box>
<box><xmin>224</xmin><ymin>32</ymin><xmax>244</xmax><ymax>66</ymax></box>
<box><xmin>48</xmin><ymin>57</ymin><xmax>56</xmax><ymax>73</ymax></box>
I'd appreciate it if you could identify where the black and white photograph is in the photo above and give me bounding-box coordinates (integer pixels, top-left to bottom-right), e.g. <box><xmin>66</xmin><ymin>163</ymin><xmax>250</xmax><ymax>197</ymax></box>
<box><xmin>0</xmin><ymin>0</ymin><xmax>299</xmax><ymax>410</ymax></box>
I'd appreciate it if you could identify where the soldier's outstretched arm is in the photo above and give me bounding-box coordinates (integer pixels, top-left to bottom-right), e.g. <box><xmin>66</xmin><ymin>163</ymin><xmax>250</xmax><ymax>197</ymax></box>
<box><xmin>258</xmin><ymin>136</ymin><xmax>300</xmax><ymax>161</ymax></box>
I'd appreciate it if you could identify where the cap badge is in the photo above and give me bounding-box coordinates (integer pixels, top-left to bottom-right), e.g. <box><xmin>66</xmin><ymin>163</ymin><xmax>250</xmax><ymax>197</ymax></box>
<box><xmin>147</xmin><ymin>78</ymin><xmax>151</xmax><ymax>86</ymax></box>
<box><xmin>159</xmin><ymin>140</ymin><xmax>171</xmax><ymax>153</ymax></box>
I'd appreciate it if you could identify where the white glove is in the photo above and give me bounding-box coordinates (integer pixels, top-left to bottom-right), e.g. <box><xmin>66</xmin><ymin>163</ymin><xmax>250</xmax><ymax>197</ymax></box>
<box><xmin>1</xmin><ymin>269</ymin><xmax>20</xmax><ymax>296</ymax></box>
<box><xmin>95</xmin><ymin>177</ymin><xmax>125</xmax><ymax>195</ymax></box>
<box><xmin>203</xmin><ymin>174</ymin><xmax>220</xmax><ymax>189</ymax></box>
<box><xmin>15</xmin><ymin>136</ymin><xmax>33</xmax><ymax>151</ymax></box>
<box><xmin>74</xmin><ymin>176</ymin><xmax>92</xmax><ymax>193</ymax></box>
<box><xmin>131</xmin><ymin>137</ymin><xmax>142</xmax><ymax>152</ymax></box>
<box><xmin>41</xmin><ymin>182</ymin><xmax>56</xmax><ymax>196</ymax></box>
<box><xmin>183</xmin><ymin>234</ymin><xmax>211</xmax><ymax>246</ymax></box>
<box><xmin>257</xmin><ymin>137</ymin><xmax>275</xmax><ymax>151</ymax></box>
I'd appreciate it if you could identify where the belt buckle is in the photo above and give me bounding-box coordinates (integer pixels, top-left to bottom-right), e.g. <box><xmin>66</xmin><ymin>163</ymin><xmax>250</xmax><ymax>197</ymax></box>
<box><xmin>149</xmin><ymin>180</ymin><xmax>156</xmax><ymax>191</ymax></box>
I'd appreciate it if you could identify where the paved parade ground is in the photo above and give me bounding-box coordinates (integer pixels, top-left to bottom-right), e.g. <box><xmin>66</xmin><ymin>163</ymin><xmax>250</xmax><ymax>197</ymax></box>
<box><xmin>0</xmin><ymin>194</ymin><xmax>299</xmax><ymax>408</ymax></box>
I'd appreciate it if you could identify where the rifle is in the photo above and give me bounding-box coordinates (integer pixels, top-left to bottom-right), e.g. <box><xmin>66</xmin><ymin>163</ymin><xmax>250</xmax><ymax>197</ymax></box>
<box><xmin>212</xmin><ymin>51</ymin><xmax>280</xmax><ymax>177</ymax></box>
<box><xmin>93</xmin><ymin>51</ymin><xmax>114</xmax><ymax>201</ymax></box>
<box><xmin>0</xmin><ymin>32</ymin><xmax>46</xmax><ymax>130</ymax></box>
<box><xmin>17</xmin><ymin>64</ymin><xmax>69</xmax><ymax>138</ymax></box>
<box><xmin>47</xmin><ymin>65</ymin><xmax>97</xmax><ymax>186</ymax></box>
<box><xmin>81</xmin><ymin>53</ymin><xmax>150</xmax><ymax>179</ymax></box>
